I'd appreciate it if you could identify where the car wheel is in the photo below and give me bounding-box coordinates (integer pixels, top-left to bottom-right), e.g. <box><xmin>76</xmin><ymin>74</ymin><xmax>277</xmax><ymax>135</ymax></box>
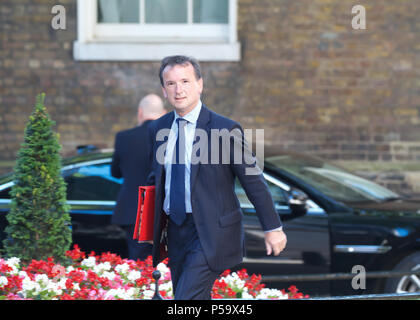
<box><xmin>384</xmin><ymin>252</ymin><xmax>420</xmax><ymax>294</ymax></box>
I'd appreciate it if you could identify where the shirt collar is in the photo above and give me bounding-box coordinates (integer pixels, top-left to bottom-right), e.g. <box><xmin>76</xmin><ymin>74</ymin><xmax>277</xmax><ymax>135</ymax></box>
<box><xmin>174</xmin><ymin>100</ymin><xmax>202</xmax><ymax>125</ymax></box>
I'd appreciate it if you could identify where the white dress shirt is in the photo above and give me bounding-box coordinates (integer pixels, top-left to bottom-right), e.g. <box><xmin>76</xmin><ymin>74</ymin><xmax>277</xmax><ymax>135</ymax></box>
<box><xmin>163</xmin><ymin>101</ymin><xmax>202</xmax><ymax>215</ymax></box>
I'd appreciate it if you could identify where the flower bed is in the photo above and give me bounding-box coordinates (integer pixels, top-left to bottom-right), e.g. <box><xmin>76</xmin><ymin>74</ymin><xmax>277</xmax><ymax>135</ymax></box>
<box><xmin>0</xmin><ymin>245</ymin><xmax>308</xmax><ymax>300</ymax></box>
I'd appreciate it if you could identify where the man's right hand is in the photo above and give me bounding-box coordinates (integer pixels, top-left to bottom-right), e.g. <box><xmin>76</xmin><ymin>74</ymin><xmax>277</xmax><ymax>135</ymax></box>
<box><xmin>264</xmin><ymin>229</ymin><xmax>287</xmax><ymax>256</ymax></box>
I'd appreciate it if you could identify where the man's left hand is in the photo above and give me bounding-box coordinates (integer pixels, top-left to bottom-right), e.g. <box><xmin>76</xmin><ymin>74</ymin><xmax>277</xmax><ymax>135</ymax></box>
<box><xmin>264</xmin><ymin>229</ymin><xmax>287</xmax><ymax>256</ymax></box>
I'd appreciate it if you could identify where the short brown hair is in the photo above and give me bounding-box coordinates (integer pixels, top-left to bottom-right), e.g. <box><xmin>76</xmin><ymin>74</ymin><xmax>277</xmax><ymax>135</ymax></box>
<box><xmin>159</xmin><ymin>55</ymin><xmax>202</xmax><ymax>86</ymax></box>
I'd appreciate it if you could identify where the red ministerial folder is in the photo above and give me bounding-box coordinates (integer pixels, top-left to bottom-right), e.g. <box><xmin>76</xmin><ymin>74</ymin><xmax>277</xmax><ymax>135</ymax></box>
<box><xmin>133</xmin><ymin>186</ymin><xmax>155</xmax><ymax>242</ymax></box>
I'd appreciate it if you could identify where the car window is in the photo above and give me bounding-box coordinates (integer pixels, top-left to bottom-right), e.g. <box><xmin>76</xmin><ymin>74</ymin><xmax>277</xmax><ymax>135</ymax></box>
<box><xmin>235</xmin><ymin>178</ymin><xmax>288</xmax><ymax>210</ymax></box>
<box><xmin>0</xmin><ymin>187</ymin><xmax>11</xmax><ymax>199</ymax></box>
<box><xmin>266</xmin><ymin>154</ymin><xmax>399</xmax><ymax>203</ymax></box>
<box><xmin>0</xmin><ymin>178</ymin><xmax>13</xmax><ymax>199</ymax></box>
<box><xmin>64</xmin><ymin>162</ymin><xmax>123</xmax><ymax>201</ymax></box>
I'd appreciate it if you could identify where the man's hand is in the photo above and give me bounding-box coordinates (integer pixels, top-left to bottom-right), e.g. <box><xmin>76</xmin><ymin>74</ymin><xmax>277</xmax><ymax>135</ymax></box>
<box><xmin>264</xmin><ymin>229</ymin><xmax>287</xmax><ymax>256</ymax></box>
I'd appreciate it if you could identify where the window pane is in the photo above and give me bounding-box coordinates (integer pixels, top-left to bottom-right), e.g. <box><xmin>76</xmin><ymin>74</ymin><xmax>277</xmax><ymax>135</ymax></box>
<box><xmin>194</xmin><ymin>0</ymin><xmax>228</xmax><ymax>23</ymax></box>
<box><xmin>145</xmin><ymin>0</ymin><xmax>187</xmax><ymax>23</ymax></box>
<box><xmin>64</xmin><ymin>163</ymin><xmax>122</xmax><ymax>201</ymax></box>
<box><xmin>97</xmin><ymin>0</ymin><xmax>139</xmax><ymax>23</ymax></box>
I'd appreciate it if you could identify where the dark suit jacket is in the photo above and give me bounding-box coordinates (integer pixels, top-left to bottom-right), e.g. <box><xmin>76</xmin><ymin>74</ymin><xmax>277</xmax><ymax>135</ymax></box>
<box><xmin>148</xmin><ymin>105</ymin><xmax>282</xmax><ymax>271</ymax></box>
<box><xmin>111</xmin><ymin>121</ymin><xmax>153</xmax><ymax>226</ymax></box>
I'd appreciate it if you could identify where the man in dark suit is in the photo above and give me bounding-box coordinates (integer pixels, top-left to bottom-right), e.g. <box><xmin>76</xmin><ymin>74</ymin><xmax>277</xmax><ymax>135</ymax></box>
<box><xmin>148</xmin><ymin>56</ymin><xmax>287</xmax><ymax>299</ymax></box>
<box><xmin>111</xmin><ymin>94</ymin><xmax>166</xmax><ymax>261</ymax></box>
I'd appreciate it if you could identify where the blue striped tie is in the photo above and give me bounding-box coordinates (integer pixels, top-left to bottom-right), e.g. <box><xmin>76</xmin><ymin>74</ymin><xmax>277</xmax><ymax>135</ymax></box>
<box><xmin>169</xmin><ymin>118</ymin><xmax>187</xmax><ymax>225</ymax></box>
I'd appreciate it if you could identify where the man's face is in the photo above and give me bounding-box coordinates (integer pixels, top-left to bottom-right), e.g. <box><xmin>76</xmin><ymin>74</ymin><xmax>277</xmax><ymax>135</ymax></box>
<box><xmin>161</xmin><ymin>63</ymin><xmax>203</xmax><ymax>117</ymax></box>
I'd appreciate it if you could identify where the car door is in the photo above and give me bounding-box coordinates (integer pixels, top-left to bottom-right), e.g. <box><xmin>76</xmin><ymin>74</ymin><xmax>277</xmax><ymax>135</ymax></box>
<box><xmin>235</xmin><ymin>173</ymin><xmax>331</xmax><ymax>296</ymax></box>
<box><xmin>62</xmin><ymin>159</ymin><xmax>127</xmax><ymax>257</ymax></box>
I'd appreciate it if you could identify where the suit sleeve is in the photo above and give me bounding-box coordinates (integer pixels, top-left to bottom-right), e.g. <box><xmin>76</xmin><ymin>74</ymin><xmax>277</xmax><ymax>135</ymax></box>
<box><xmin>146</xmin><ymin>122</ymin><xmax>156</xmax><ymax>186</ymax></box>
<box><xmin>111</xmin><ymin>132</ymin><xmax>122</xmax><ymax>178</ymax></box>
<box><xmin>228</xmin><ymin>123</ymin><xmax>282</xmax><ymax>231</ymax></box>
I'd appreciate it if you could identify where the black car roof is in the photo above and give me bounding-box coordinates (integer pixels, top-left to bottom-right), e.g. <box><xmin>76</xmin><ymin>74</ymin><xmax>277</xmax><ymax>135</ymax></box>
<box><xmin>62</xmin><ymin>150</ymin><xmax>113</xmax><ymax>166</ymax></box>
<box><xmin>0</xmin><ymin>150</ymin><xmax>114</xmax><ymax>184</ymax></box>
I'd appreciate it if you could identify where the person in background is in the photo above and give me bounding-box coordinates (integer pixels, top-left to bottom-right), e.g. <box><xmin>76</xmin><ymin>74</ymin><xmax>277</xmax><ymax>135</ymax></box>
<box><xmin>111</xmin><ymin>94</ymin><xmax>166</xmax><ymax>261</ymax></box>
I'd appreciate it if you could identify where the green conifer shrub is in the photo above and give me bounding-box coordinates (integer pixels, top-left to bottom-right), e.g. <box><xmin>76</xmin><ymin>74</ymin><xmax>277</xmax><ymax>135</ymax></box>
<box><xmin>3</xmin><ymin>93</ymin><xmax>72</xmax><ymax>262</ymax></box>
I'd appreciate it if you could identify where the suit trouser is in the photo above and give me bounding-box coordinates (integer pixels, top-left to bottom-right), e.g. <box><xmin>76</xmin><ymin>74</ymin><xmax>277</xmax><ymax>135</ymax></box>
<box><xmin>167</xmin><ymin>214</ymin><xmax>220</xmax><ymax>300</ymax></box>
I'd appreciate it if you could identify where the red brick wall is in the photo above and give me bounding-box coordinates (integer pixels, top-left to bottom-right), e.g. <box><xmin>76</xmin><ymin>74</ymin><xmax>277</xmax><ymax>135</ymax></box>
<box><xmin>1</xmin><ymin>1</ymin><xmax>420</xmax><ymax>179</ymax></box>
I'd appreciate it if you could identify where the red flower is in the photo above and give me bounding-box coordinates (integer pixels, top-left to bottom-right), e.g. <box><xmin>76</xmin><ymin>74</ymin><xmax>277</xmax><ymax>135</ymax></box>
<box><xmin>67</xmin><ymin>270</ymin><xmax>85</xmax><ymax>283</ymax></box>
<box><xmin>159</xmin><ymin>290</ymin><xmax>167</xmax><ymax>298</ymax></box>
<box><xmin>4</xmin><ymin>275</ymin><xmax>23</xmax><ymax>293</ymax></box>
<box><xmin>61</xmin><ymin>293</ymin><xmax>75</xmax><ymax>300</ymax></box>
<box><xmin>65</xmin><ymin>278</ymin><xmax>74</xmax><ymax>290</ymax></box>
<box><xmin>237</xmin><ymin>268</ymin><xmax>248</xmax><ymax>280</ymax></box>
<box><xmin>220</xmin><ymin>269</ymin><xmax>231</xmax><ymax>277</ymax></box>
<box><xmin>0</xmin><ymin>261</ymin><xmax>12</xmax><ymax>274</ymax></box>
<box><xmin>2</xmin><ymin>246</ymin><xmax>309</xmax><ymax>300</ymax></box>
<box><xmin>98</xmin><ymin>252</ymin><xmax>123</xmax><ymax>266</ymax></box>
<box><xmin>288</xmin><ymin>285</ymin><xmax>298</xmax><ymax>294</ymax></box>
<box><xmin>23</xmin><ymin>258</ymin><xmax>55</xmax><ymax>276</ymax></box>
<box><xmin>65</xmin><ymin>244</ymin><xmax>86</xmax><ymax>261</ymax></box>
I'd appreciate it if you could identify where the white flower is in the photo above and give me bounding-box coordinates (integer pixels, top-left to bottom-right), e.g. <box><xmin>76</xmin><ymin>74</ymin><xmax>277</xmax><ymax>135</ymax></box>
<box><xmin>57</xmin><ymin>277</ymin><xmax>67</xmax><ymax>289</ymax></box>
<box><xmin>158</xmin><ymin>281</ymin><xmax>173</xmax><ymax>297</ymax></box>
<box><xmin>104</xmin><ymin>288</ymin><xmax>135</xmax><ymax>300</ymax></box>
<box><xmin>6</xmin><ymin>257</ymin><xmax>20</xmax><ymax>266</ymax></box>
<box><xmin>156</xmin><ymin>262</ymin><xmax>170</xmax><ymax>276</ymax></box>
<box><xmin>242</xmin><ymin>291</ymin><xmax>254</xmax><ymax>299</ymax></box>
<box><xmin>239</xmin><ymin>287</ymin><xmax>254</xmax><ymax>299</ymax></box>
<box><xmin>142</xmin><ymin>289</ymin><xmax>155</xmax><ymax>299</ymax></box>
<box><xmin>127</xmin><ymin>270</ymin><xmax>141</xmax><ymax>282</ymax></box>
<box><xmin>35</xmin><ymin>274</ymin><xmax>49</xmax><ymax>286</ymax></box>
<box><xmin>221</xmin><ymin>272</ymin><xmax>245</xmax><ymax>290</ymax></box>
<box><xmin>104</xmin><ymin>288</ymin><xmax>117</xmax><ymax>299</ymax></box>
<box><xmin>21</xmin><ymin>277</ymin><xmax>35</xmax><ymax>291</ymax></box>
<box><xmin>94</xmin><ymin>262</ymin><xmax>112</xmax><ymax>275</ymax></box>
<box><xmin>0</xmin><ymin>276</ymin><xmax>8</xmax><ymax>287</ymax></box>
<box><xmin>5</xmin><ymin>257</ymin><xmax>20</xmax><ymax>274</ymax></box>
<box><xmin>255</xmin><ymin>288</ymin><xmax>288</xmax><ymax>300</ymax></box>
<box><xmin>46</xmin><ymin>281</ymin><xmax>63</xmax><ymax>296</ymax></box>
<box><xmin>21</xmin><ymin>277</ymin><xmax>41</xmax><ymax>296</ymax></box>
<box><xmin>81</xmin><ymin>256</ymin><xmax>97</xmax><ymax>268</ymax></box>
<box><xmin>115</xmin><ymin>263</ymin><xmax>130</xmax><ymax>275</ymax></box>
<box><xmin>102</xmin><ymin>271</ymin><xmax>116</xmax><ymax>281</ymax></box>
<box><xmin>125</xmin><ymin>287</ymin><xmax>136</xmax><ymax>299</ymax></box>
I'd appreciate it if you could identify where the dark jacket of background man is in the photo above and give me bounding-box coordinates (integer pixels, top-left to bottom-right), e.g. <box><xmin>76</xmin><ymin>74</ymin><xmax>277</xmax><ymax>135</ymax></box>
<box><xmin>111</xmin><ymin>94</ymin><xmax>166</xmax><ymax>260</ymax></box>
<box><xmin>111</xmin><ymin>121</ymin><xmax>153</xmax><ymax>225</ymax></box>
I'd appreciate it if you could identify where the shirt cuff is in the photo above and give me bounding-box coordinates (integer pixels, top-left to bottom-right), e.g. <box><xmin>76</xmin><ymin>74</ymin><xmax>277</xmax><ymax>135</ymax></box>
<box><xmin>264</xmin><ymin>226</ymin><xmax>283</xmax><ymax>233</ymax></box>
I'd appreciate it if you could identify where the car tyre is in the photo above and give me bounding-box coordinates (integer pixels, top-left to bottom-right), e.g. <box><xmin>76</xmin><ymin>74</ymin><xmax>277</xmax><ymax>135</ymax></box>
<box><xmin>384</xmin><ymin>252</ymin><xmax>420</xmax><ymax>294</ymax></box>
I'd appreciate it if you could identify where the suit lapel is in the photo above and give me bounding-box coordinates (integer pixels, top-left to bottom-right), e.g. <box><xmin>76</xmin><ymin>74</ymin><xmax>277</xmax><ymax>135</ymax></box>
<box><xmin>190</xmin><ymin>105</ymin><xmax>211</xmax><ymax>191</ymax></box>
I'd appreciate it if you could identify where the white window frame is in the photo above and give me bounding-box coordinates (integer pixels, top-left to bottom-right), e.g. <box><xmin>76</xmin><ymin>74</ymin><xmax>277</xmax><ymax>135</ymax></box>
<box><xmin>73</xmin><ymin>0</ymin><xmax>240</xmax><ymax>61</ymax></box>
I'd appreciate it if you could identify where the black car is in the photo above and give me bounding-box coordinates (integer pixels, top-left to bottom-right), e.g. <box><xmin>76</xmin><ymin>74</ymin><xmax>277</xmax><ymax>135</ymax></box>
<box><xmin>0</xmin><ymin>148</ymin><xmax>419</xmax><ymax>297</ymax></box>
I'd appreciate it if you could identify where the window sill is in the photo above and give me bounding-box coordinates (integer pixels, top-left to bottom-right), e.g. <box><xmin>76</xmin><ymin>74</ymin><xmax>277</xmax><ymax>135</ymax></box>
<box><xmin>73</xmin><ymin>41</ymin><xmax>241</xmax><ymax>61</ymax></box>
